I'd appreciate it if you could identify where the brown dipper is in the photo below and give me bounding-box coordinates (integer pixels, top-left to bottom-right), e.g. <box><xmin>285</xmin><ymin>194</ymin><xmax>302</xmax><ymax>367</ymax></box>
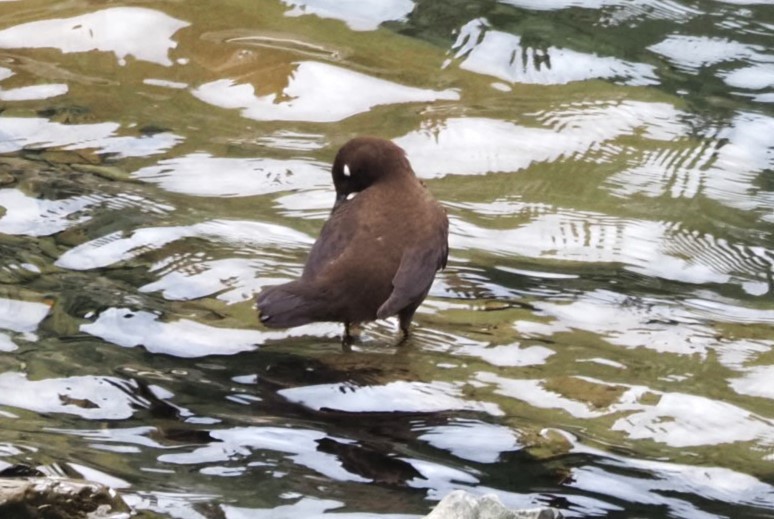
<box><xmin>256</xmin><ymin>136</ymin><xmax>448</xmax><ymax>344</ymax></box>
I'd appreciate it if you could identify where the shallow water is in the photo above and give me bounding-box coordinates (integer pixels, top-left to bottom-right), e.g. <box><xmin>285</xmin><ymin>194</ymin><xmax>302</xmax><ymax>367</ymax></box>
<box><xmin>0</xmin><ymin>0</ymin><xmax>773</xmax><ymax>517</ymax></box>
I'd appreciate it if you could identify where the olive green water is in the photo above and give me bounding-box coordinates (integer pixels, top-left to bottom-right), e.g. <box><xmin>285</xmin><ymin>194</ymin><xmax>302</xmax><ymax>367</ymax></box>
<box><xmin>0</xmin><ymin>0</ymin><xmax>773</xmax><ymax>517</ymax></box>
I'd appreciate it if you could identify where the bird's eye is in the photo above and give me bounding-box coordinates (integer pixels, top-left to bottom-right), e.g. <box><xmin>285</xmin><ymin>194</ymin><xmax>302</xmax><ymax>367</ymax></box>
<box><xmin>343</xmin><ymin>164</ymin><xmax>351</xmax><ymax>177</ymax></box>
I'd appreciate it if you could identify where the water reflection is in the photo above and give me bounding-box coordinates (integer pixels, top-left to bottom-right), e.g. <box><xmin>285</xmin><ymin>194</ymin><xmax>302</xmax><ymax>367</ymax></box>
<box><xmin>0</xmin><ymin>81</ymin><xmax>67</xmax><ymax>101</ymax></box>
<box><xmin>132</xmin><ymin>153</ymin><xmax>329</xmax><ymax>197</ymax></box>
<box><xmin>0</xmin><ymin>117</ymin><xmax>182</xmax><ymax>157</ymax></box>
<box><xmin>416</xmin><ymin>420</ymin><xmax>520</xmax><ymax>463</ymax></box>
<box><xmin>81</xmin><ymin>307</ymin><xmax>342</xmax><ymax>356</ymax></box>
<box><xmin>396</xmin><ymin>101</ymin><xmax>684</xmax><ymax>177</ymax></box>
<box><xmin>607</xmin><ymin>111</ymin><xmax>774</xmax><ymax>218</ymax></box>
<box><xmin>477</xmin><ymin>371</ymin><xmax>774</xmax><ymax>447</ymax></box>
<box><xmin>56</xmin><ymin>220</ymin><xmax>312</xmax><ymax>271</ymax></box>
<box><xmin>648</xmin><ymin>34</ymin><xmax>764</xmax><ymax>72</ymax></box>
<box><xmin>193</xmin><ymin>61</ymin><xmax>459</xmax><ymax>122</ymax></box>
<box><xmin>568</xmin><ymin>438</ymin><xmax>774</xmax><ymax>517</ymax></box>
<box><xmin>452</xmin><ymin>213</ymin><xmax>773</xmax><ymax>289</ymax></box>
<box><xmin>730</xmin><ymin>366</ymin><xmax>774</xmax><ymax>399</ymax></box>
<box><xmin>0</xmin><ymin>7</ymin><xmax>189</xmax><ymax>66</ymax></box>
<box><xmin>279</xmin><ymin>380</ymin><xmax>503</xmax><ymax>415</ymax></box>
<box><xmin>0</xmin><ymin>372</ymin><xmax>141</xmax><ymax>419</ymax></box>
<box><xmin>0</xmin><ymin>297</ymin><xmax>48</xmax><ymax>351</ymax></box>
<box><xmin>724</xmin><ymin>63</ymin><xmax>774</xmax><ymax>91</ymax></box>
<box><xmin>282</xmin><ymin>0</ymin><xmax>415</xmax><ymax>31</ymax></box>
<box><xmin>448</xmin><ymin>19</ymin><xmax>657</xmax><ymax>86</ymax></box>
<box><xmin>0</xmin><ymin>0</ymin><xmax>772</xmax><ymax>517</ymax></box>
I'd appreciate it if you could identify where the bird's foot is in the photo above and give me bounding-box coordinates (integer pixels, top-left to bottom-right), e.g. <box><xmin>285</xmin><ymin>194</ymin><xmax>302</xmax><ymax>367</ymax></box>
<box><xmin>342</xmin><ymin>322</ymin><xmax>362</xmax><ymax>351</ymax></box>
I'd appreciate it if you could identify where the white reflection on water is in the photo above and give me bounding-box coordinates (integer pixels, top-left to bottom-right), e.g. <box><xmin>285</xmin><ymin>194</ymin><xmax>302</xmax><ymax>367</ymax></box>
<box><xmin>132</xmin><ymin>153</ymin><xmax>328</xmax><ymax>197</ymax></box>
<box><xmin>452</xmin><ymin>198</ymin><xmax>774</xmax><ymax>290</ymax></box>
<box><xmin>223</xmin><ymin>497</ymin><xmax>418</xmax><ymax>519</ymax></box>
<box><xmin>124</xmin><ymin>492</ymin><xmax>220</xmax><ymax>519</ymax></box>
<box><xmin>50</xmin><ymin>426</ymin><xmax>164</xmax><ymax>452</ymax></box>
<box><xmin>404</xmin><ymin>461</ymin><xmax>560</xmax><ymax>513</ymax></box>
<box><xmin>274</xmin><ymin>188</ymin><xmax>334</xmax><ymax>219</ymax></box>
<box><xmin>279</xmin><ymin>380</ymin><xmax>503</xmax><ymax>416</ymax></box>
<box><xmin>500</xmin><ymin>0</ymin><xmax>701</xmax><ymax>18</ymax></box>
<box><xmin>455</xmin><ymin>342</ymin><xmax>555</xmax><ymax>367</ymax></box>
<box><xmin>56</xmin><ymin>219</ymin><xmax>313</xmax><ymax>271</ymax></box>
<box><xmin>571</xmin><ymin>463</ymin><xmax>773</xmax><ymax>519</ymax></box>
<box><xmin>607</xmin><ymin>112</ymin><xmax>774</xmax><ymax>219</ymax></box>
<box><xmin>685</xmin><ymin>297</ymin><xmax>774</xmax><ymax>324</ymax></box>
<box><xmin>282</xmin><ymin>0</ymin><xmax>414</xmax><ymax>31</ymax></box>
<box><xmin>449</xmin><ymin>19</ymin><xmax>657</xmax><ymax>86</ymax></box>
<box><xmin>453</xmin><ymin>215</ymin><xmax>734</xmax><ymax>286</ymax></box>
<box><xmin>611</xmin><ymin>391</ymin><xmax>774</xmax><ymax>447</ymax></box>
<box><xmin>159</xmin><ymin>427</ymin><xmax>370</xmax><ymax>482</ymax></box>
<box><xmin>81</xmin><ymin>308</ymin><xmax>264</xmax><ymax>357</ymax></box>
<box><xmin>81</xmin><ymin>307</ymin><xmax>340</xmax><ymax>357</ymax></box>
<box><xmin>729</xmin><ymin>366</ymin><xmax>774</xmax><ymax>399</ymax></box>
<box><xmin>478</xmin><ymin>374</ymin><xmax>606</xmax><ymax>419</ymax></box>
<box><xmin>562</xmin><ymin>430</ymin><xmax>774</xmax><ymax>516</ymax></box>
<box><xmin>0</xmin><ymin>117</ymin><xmax>182</xmax><ymax>157</ymax></box>
<box><xmin>500</xmin><ymin>0</ymin><xmax>618</xmax><ymax>9</ymax></box>
<box><xmin>0</xmin><ymin>372</ymin><xmax>141</xmax><ymax>419</ymax></box>
<box><xmin>477</xmin><ymin>372</ymin><xmax>774</xmax><ymax>447</ymax></box>
<box><xmin>533</xmin><ymin>290</ymin><xmax>716</xmax><ymax>356</ymax></box>
<box><xmin>0</xmin><ymin>297</ymin><xmax>48</xmax><ymax>351</ymax></box>
<box><xmin>416</xmin><ymin>420</ymin><xmax>520</xmax><ymax>463</ymax></box>
<box><xmin>193</xmin><ymin>61</ymin><xmax>459</xmax><ymax>122</ymax></box>
<box><xmin>396</xmin><ymin>101</ymin><xmax>685</xmax><ymax>177</ymax></box>
<box><xmin>0</xmin><ymin>7</ymin><xmax>189</xmax><ymax>66</ymax></box>
<box><xmin>723</xmin><ymin>63</ymin><xmax>774</xmax><ymax>90</ymax></box>
<box><xmin>648</xmin><ymin>34</ymin><xmax>764</xmax><ymax>71</ymax></box>
<box><xmin>141</xmin><ymin>257</ymin><xmax>263</xmax><ymax>303</ymax></box>
<box><xmin>143</xmin><ymin>78</ymin><xmax>189</xmax><ymax>89</ymax></box>
<box><xmin>0</xmin><ymin>189</ymin><xmax>93</xmax><ymax>236</ymax></box>
<box><xmin>0</xmin><ymin>297</ymin><xmax>49</xmax><ymax>334</ymax></box>
<box><xmin>0</xmin><ymin>189</ymin><xmax>172</xmax><ymax>238</ymax></box>
<box><xmin>525</xmin><ymin>290</ymin><xmax>774</xmax><ymax>369</ymax></box>
<box><xmin>0</xmin><ymin>83</ymin><xmax>68</xmax><ymax>101</ymax></box>
<box><xmin>253</xmin><ymin>131</ymin><xmax>327</xmax><ymax>152</ymax></box>
<box><xmin>0</xmin><ymin>334</ymin><xmax>14</xmax><ymax>352</ymax></box>
<box><xmin>68</xmin><ymin>462</ymin><xmax>131</xmax><ymax>489</ymax></box>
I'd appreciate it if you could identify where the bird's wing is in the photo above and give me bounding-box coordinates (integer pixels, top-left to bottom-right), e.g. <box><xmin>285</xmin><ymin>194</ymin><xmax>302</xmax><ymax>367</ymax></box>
<box><xmin>301</xmin><ymin>204</ymin><xmax>357</xmax><ymax>280</ymax></box>
<box><xmin>376</xmin><ymin>216</ymin><xmax>448</xmax><ymax>318</ymax></box>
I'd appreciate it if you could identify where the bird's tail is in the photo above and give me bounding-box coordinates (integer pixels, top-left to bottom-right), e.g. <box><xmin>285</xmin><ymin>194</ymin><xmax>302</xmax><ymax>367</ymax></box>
<box><xmin>255</xmin><ymin>282</ymin><xmax>322</xmax><ymax>328</ymax></box>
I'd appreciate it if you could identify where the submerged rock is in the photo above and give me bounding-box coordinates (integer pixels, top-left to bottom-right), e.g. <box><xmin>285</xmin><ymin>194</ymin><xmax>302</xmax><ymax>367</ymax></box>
<box><xmin>424</xmin><ymin>490</ymin><xmax>563</xmax><ymax>519</ymax></box>
<box><xmin>0</xmin><ymin>476</ymin><xmax>131</xmax><ymax>519</ymax></box>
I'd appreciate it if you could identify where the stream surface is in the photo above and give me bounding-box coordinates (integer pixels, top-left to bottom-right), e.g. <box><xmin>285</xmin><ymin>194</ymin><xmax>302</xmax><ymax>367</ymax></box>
<box><xmin>0</xmin><ymin>1</ymin><xmax>773</xmax><ymax>518</ymax></box>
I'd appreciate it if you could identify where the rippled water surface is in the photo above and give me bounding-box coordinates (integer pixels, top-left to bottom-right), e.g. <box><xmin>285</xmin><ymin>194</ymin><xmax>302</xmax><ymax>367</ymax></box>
<box><xmin>0</xmin><ymin>0</ymin><xmax>773</xmax><ymax>517</ymax></box>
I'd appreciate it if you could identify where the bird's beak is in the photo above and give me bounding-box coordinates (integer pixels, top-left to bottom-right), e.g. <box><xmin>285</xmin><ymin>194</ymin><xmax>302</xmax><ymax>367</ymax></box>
<box><xmin>333</xmin><ymin>192</ymin><xmax>347</xmax><ymax>212</ymax></box>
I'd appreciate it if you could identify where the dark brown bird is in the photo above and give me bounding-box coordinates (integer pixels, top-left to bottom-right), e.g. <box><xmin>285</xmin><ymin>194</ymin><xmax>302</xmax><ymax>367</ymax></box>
<box><xmin>256</xmin><ymin>136</ymin><xmax>448</xmax><ymax>344</ymax></box>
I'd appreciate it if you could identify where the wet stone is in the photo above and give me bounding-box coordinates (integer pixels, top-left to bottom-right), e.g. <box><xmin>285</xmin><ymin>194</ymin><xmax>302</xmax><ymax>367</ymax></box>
<box><xmin>257</xmin><ymin>352</ymin><xmax>408</xmax><ymax>389</ymax></box>
<box><xmin>424</xmin><ymin>490</ymin><xmax>564</xmax><ymax>519</ymax></box>
<box><xmin>316</xmin><ymin>437</ymin><xmax>424</xmax><ymax>485</ymax></box>
<box><xmin>38</xmin><ymin>149</ymin><xmax>102</xmax><ymax>166</ymax></box>
<box><xmin>36</xmin><ymin>105</ymin><xmax>93</xmax><ymax>125</ymax></box>
<box><xmin>542</xmin><ymin>377</ymin><xmax>625</xmax><ymax>410</ymax></box>
<box><xmin>521</xmin><ymin>429</ymin><xmax>574</xmax><ymax>461</ymax></box>
<box><xmin>0</xmin><ymin>477</ymin><xmax>131</xmax><ymax>519</ymax></box>
<box><xmin>71</xmin><ymin>164</ymin><xmax>132</xmax><ymax>182</ymax></box>
<box><xmin>138</xmin><ymin>125</ymin><xmax>173</xmax><ymax>136</ymax></box>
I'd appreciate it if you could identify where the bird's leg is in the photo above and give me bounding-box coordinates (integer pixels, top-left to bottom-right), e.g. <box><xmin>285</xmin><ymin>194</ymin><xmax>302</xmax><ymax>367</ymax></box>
<box><xmin>398</xmin><ymin>313</ymin><xmax>412</xmax><ymax>344</ymax></box>
<box><xmin>342</xmin><ymin>322</ymin><xmax>353</xmax><ymax>350</ymax></box>
<box><xmin>342</xmin><ymin>322</ymin><xmax>361</xmax><ymax>350</ymax></box>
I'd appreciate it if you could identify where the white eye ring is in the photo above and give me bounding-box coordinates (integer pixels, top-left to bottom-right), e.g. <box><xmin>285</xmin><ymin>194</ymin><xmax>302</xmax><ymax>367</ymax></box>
<box><xmin>343</xmin><ymin>164</ymin><xmax>351</xmax><ymax>177</ymax></box>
